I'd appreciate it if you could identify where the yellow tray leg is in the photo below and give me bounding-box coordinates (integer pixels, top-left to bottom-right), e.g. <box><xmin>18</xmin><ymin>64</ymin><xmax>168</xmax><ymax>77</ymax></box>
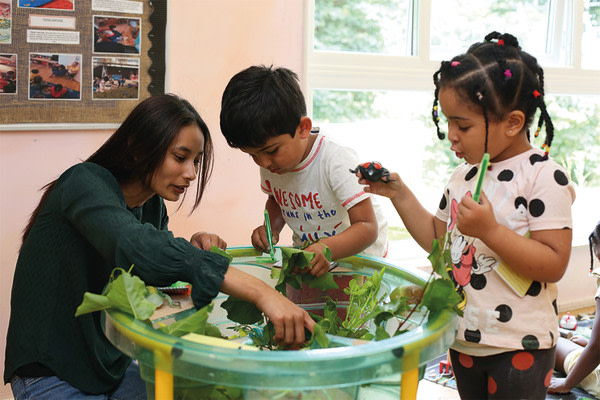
<box><xmin>154</xmin><ymin>349</ymin><xmax>173</xmax><ymax>400</ymax></box>
<box><xmin>400</xmin><ymin>351</ymin><xmax>420</xmax><ymax>400</ymax></box>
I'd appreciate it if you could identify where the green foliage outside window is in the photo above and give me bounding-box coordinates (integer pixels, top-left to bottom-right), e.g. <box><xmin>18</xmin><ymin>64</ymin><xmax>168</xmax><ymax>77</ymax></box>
<box><xmin>313</xmin><ymin>0</ymin><xmax>600</xmax><ymax>189</ymax></box>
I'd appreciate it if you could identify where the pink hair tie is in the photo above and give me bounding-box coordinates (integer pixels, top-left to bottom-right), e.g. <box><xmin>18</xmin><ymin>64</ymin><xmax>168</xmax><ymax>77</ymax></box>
<box><xmin>451</xmin><ymin>61</ymin><xmax>460</xmax><ymax>67</ymax></box>
<box><xmin>504</xmin><ymin>69</ymin><xmax>512</xmax><ymax>78</ymax></box>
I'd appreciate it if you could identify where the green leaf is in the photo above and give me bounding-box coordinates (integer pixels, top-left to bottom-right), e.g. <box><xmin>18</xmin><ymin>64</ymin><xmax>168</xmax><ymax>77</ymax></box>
<box><xmin>422</xmin><ymin>278</ymin><xmax>462</xmax><ymax>313</ymax></box>
<box><xmin>302</xmin><ymin>272</ymin><xmax>338</xmax><ymax>291</ymax></box>
<box><xmin>375</xmin><ymin>325</ymin><xmax>390</xmax><ymax>341</ymax></box>
<box><xmin>159</xmin><ymin>305</ymin><xmax>207</xmax><ymax>336</ymax></box>
<box><xmin>428</xmin><ymin>237</ymin><xmax>450</xmax><ymax>280</ymax></box>
<box><xmin>158</xmin><ymin>303</ymin><xmax>216</xmax><ymax>337</ymax></box>
<box><xmin>221</xmin><ymin>296</ymin><xmax>263</xmax><ymax>325</ymax></box>
<box><xmin>308</xmin><ymin>323</ymin><xmax>331</xmax><ymax>349</ymax></box>
<box><xmin>105</xmin><ymin>271</ymin><xmax>158</xmax><ymax>320</ymax></box>
<box><xmin>75</xmin><ymin>292</ymin><xmax>111</xmax><ymax>317</ymax></box>
<box><xmin>210</xmin><ymin>246</ymin><xmax>233</xmax><ymax>263</ymax></box>
<box><xmin>274</xmin><ymin>247</ymin><xmax>337</xmax><ymax>294</ymax></box>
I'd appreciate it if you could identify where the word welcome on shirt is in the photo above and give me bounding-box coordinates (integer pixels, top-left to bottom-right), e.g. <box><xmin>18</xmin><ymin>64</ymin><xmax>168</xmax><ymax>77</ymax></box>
<box><xmin>272</xmin><ymin>187</ymin><xmax>322</xmax><ymax>210</ymax></box>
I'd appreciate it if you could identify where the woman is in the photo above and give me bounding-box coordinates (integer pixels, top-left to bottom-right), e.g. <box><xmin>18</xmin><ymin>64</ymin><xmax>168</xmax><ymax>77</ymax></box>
<box><xmin>4</xmin><ymin>94</ymin><xmax>314</xmax><ymax>400</ymax></box>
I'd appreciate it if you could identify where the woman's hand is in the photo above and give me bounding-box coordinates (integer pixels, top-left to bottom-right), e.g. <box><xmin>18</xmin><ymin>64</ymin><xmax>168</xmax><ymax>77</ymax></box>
<box><xmin>251</xmin><ymin>225</ymin><xmax>280</xmax><ymax>254</ymax></box>
<box><xmin>190</xmin><ymin>232</ymin><xmax>227</xmax><ymax>250</ymax></box>
<box><xmin>254</xmin><ymin>289</ymin><xmax>315</xmax><ymax>349</ymax></box>
<box><xmin>221</xmin><ymin>267</ymin><xmax>314</xmax><ymax>349</ymax></box>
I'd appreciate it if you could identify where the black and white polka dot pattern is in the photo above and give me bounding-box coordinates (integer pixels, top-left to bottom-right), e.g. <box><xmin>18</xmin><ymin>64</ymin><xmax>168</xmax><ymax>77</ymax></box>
<box><xmin>436</xmin><ymin>148</ymin><xmax>575</xmax><ymax>351</ymax></box>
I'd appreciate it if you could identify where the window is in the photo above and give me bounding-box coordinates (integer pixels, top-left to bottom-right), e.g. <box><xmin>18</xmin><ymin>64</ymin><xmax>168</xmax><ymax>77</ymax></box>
<box><xmin>305</xmin><ymin>0</ymin><xmax>600</xmax><ymax>261</ymax></box>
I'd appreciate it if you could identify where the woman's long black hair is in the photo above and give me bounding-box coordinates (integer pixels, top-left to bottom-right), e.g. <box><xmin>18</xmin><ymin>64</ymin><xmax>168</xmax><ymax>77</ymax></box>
<box><xmin>21</xmin><ymin>94</ymin><xmax>214</xmax><ymax>245</ymax></box>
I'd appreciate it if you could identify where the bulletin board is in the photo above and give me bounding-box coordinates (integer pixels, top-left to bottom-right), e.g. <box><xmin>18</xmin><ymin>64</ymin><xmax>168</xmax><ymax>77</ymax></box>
<box><xmin>0</xmin><ymin>0</ymin><xmax>166</xmax><ymax>129</ymax></box>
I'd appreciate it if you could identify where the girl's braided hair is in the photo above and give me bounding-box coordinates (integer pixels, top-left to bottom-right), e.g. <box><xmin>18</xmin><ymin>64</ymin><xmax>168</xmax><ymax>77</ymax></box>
<box><xmin>431</xmin><ymin>31</ymin><xmax>554</xmax><ymax>158</ymax></box>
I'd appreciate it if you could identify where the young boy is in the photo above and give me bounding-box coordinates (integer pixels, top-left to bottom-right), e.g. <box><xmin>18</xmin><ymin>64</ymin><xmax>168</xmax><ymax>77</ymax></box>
<box><xmin>220</xmin><ymin>65</ymin><xmax>387</xmax><ymax>277</ymax></box>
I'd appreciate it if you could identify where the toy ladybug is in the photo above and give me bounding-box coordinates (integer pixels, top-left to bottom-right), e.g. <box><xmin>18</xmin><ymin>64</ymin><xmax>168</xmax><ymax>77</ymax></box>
<box><xmin>349</xmin><ymin>161</ymin><xmax>395</xmax><ymax>183</ymax></box>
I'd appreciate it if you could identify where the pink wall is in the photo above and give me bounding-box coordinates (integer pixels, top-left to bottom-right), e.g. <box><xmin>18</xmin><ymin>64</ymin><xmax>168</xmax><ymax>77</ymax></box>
<box><xmin>0</xmin><ymin>1</ymin><xmax>302</xmax><ymax>397</ymax></box>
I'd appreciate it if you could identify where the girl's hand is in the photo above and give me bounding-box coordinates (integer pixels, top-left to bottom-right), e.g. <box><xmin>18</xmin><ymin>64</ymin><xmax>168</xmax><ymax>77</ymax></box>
<box><xmin>254</xmin><ymin>290</ymin><xmax>315</xmax><ymax>349</ymax></box>
<box><xmin>251</xmin><ymin>225</ymin><xmax>280</xmax><ymax>254</ymax></box>
<box><xmin>456</xmin><ymin>191</ymin><xmax>496</xmax><ymax>239</ymax></box>
<box><xmin>297</xmin><ymin>242</ymin><xmax>330</xmax><ymax>277</ymax></box>
<box><xmin>190</xmin><ymin>232</ymin><xmax>227</xmax><ymax>250</ymax></box>
<box><xmin>548</xmin><ymin>376</ymin><xmax>573</xmax><ymax>395</ymax></box>
<box><xmin>357</xmin><ymin>171</ymin><xmax>403</xmax><ymax>200</ymax></box>
<box><xmin>570</xmin><ymin>335</ymin><xmax>589</xmax><ymax>347</ymax></box>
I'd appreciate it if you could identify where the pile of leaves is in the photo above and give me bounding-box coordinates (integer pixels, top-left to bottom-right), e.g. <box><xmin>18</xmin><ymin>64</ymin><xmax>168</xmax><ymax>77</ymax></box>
<box><xmin>223</xmin><ymin>236</ymin><xmax>462</xmax><ymax>349</ymax></box>
<box><xmin>76</xmin><ymin>237</ymin><xmax>461</xmax><ymax>350</ymax></box>
<box><xmin>75</xmin><ymin>265</ymin><xmax>221</xmax><ymax>338</ymax></box>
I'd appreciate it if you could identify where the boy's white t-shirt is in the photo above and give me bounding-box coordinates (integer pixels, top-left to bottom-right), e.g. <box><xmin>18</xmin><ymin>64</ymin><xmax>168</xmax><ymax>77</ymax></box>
<box><xmin>259</xmin><ymin>133</ymin><xmax>388</xmax><ymax>257</ymax></box>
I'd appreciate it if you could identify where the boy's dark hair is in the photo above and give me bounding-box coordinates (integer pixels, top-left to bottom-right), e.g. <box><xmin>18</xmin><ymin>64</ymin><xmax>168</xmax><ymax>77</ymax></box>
<box><xmin>432</xmin><ymin>31</ymin><xmax>554</xmax><ymax>159</ymax></box>
<box><xmin>220</xmin><ymin>65</ymin><xmax>307</xmax><ymax>148</ymax></box>
<box><xmin>590</xmin><ymin>221</ymin><xmax>600</xmax><ymax>272</ymax></box>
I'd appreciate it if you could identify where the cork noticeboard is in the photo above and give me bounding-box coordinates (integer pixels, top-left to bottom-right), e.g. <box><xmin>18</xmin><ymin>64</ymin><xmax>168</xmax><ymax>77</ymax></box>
<box><xmin>0</xmin><ymin>0</ymin><xmax>166</xmax><ymax>129</ymax></box>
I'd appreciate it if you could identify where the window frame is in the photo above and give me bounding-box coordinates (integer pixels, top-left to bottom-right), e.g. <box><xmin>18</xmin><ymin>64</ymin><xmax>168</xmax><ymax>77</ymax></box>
<box><xmin>303</xmin><ymin>0</ymin><xmax>600</xmax><ymax>249</ymax></box>
<box><xmin>303</xmin><ymin>0</ymin><xmax>599</xmax><ymax>116</ymax></box>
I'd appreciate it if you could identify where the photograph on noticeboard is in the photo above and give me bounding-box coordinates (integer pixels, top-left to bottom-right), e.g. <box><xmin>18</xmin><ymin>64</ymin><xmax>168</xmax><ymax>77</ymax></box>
<box><xmin>29</xmin><ymin>52</ymin><xmax>81</xmax><ymax>100</ymax></box>
<box><xmin>0</xmin><ymin>54</ymin><xmax>17</xmax><ymax>94</ymax></box>
<box><xmin>92</xmin><ymin>56</ymin><xmax>139</xmax><ymax>100</ymax></box>
<box><xmin>93</xmin><ymin>15</ymin><xmax>141</xmax><ymax>55</ymax></box>
<box><xmin>18</xmin><ymin>0</ymin><xmax>74</xmax><ymax>11</ymax></box>
<box><xmin>0</xmin><ymin>0</ymin><xmax>11</xmax><ymax>44</ymax></box>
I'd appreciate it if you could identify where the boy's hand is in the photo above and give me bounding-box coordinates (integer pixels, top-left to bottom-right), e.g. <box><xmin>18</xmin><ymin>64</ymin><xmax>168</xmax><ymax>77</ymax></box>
<box><xmin>251</xmin><ymin>225</ymin><xmax>280</xmax><ymax>254</ymax></box>
<box><xmin>357</xmin><ymin>171</ymin><xmax>403</xmax><ymax>199</ymax></box>
<box><xmin>190</xmin><ymin>232</ymin><xmax>227</xmax><ymax>250</ymax></box>
<box><xmin>296</xmin><ymin>242</ymin><xmax>330</xmax><ymax>277</ymax></box>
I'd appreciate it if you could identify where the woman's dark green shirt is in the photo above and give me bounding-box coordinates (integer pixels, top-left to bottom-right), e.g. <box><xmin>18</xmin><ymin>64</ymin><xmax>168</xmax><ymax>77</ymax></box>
<box><xmin>4</xmin><ymin>162</ymin><xmax>229</xmax><ymax>394</ymax></box>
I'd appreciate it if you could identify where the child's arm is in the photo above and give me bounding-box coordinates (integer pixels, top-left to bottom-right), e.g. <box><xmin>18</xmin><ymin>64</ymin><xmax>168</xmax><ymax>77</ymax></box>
<box><xmin>359</xmin><ymin>172</ymin><xmax>447</xmax><ymax>252</ymax></box>
<box><xmin>251</xmin><ymin>196</ymin><xmax>284</xmax><ymax>253</ymax></box>
<box><xmin>549</xmin><ymin>297</ymin><xmax>600</xmax><ymax>394</ymax></box>
<box><xmin>303</xmin><ymin>197</ymin><xmax>378</xmax><ymax>276</ymax></box>
<box><xmin>457</xmin><ymin>191</ymin><xmax>571</xmax><ymax>282</ymax></box>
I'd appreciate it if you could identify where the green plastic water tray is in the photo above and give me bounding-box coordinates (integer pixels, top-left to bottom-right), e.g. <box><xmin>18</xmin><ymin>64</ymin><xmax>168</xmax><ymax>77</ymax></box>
<box><xmin>104</xmin><ymin>246</ymin><xmax>458</xmax><ymax>400</ymax></box>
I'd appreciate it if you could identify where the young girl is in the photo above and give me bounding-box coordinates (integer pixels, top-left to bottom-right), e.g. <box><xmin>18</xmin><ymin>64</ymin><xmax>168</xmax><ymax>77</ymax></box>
<box><xmin>4</xmin><ymin>94</ymin><xmax>314</xmax><ymax>400</ymax></box>
<box><xmin>549</xmin><ymin>221</ymin><xmax>600</xmax><ymax>397</ymax></box>
<box><xmin>359</xmin><ymin>32</ymin><xmax>575</xmax><ymax>399</ymax></box>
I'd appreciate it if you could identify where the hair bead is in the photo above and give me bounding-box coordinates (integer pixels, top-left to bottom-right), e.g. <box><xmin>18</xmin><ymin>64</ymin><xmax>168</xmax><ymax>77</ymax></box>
<box><xmin>451</xmin><ymin>61</ymin><xmax>461</xmax><ymax>67</ymax></box>
<box><xmin>498</xmin><ymin>39</ymin><xmax>505</xmax><ymax>45</ymax></box>
<box><xmin>533</xmin><ymin>90</ymin><xmax>541</xmax><ymax>98</ymax></box>
<box><xmin>504</xmin><ymin>69</ymin><xmax>512</xmax><ymax>79</ymax></box>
